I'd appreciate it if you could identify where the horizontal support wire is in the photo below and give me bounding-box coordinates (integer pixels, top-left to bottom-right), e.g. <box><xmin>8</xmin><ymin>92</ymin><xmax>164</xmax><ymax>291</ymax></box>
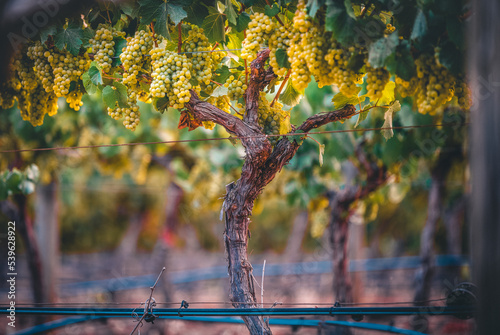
<box><xmin>0</xmin><ymin>306</ymin><xmax>474</xmax><ymax>317</ymax></box>
<box><xmin>12</xmin><ymin>316</ymin><xmax>428</xmax><ymax>335</ymax></box>
<box><xmin>0</xmin><ymin>122</ymin><xmax>468</xmax><ymax>154</ymax></box>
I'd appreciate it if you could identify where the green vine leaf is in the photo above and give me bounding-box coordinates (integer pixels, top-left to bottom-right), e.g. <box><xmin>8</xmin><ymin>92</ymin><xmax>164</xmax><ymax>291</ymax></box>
<box><xmin>88</xmin><ymin>65</ymin><xmax>103</xmax><ymax>85</ymax></box>
<box><xmin>225</xmin><ymin>0</ymin><xmax>238</xmax><ymax>25</ymax></box>
<box><xmin>138</xmin><ymin>0</ymin><xmax>175</xmax><ymax>39</ymax></box>
<box><xmin>102</xmin><ymin>82</ymin><xmax>128</xmax><ymax>109</ymax></box>
<box><xmin>331</xmin><ymin>91</ymin><xmax>360</xmax><ymax>109</ymax></box>
<box><xmin>354</xmin><ymin>103</ymin><xmax>371</xmax><ymax>128</ymax></box>
<box><xmin>368</xmin><ymin>33</ymin><xmax>399</xmax><ymax>68</ymax></box>
<box><xmin>153</xmin><ymin>97</ymin><xmax>170</xmax><ymax>114</ymax></box>
<box><xmin>275</xmin><ymin>48</ymin><xmax>290</xmax><ymax>68</ymax></box>
<box><xmin>54</xmin><ymin>21</ymin><xmax>83</xmax><ymax>55</ymax></box>
<box><xmin>235</xmin><ymin>12</ymin><xmax>251</xmax><ymax>32</ymax></box>
<box><xmin>202</xmin><ymin>7</ymin><xmax>226</xmax><ymax>43</ymax></box>
<box><xmin>411</xmin><ymin>10</ymin><xmax>427</xmax><ymax>41</ymax></box>
<box><xmin>377</xmin><ymin>81</ymin><xmax>396</xmax><ymax>106</ymax></box>
<box><xmin>82</xmin><ymin>72</ymin><xmax>98</xmax><ymax>95</ymax></box>
<box><xmin>280</xmin><ymin>81</ymin><xmax>302</xmax><ymax>107</ymax></box>
<box><xmin>264</xmin><ymin>4</ymin><xmax>280</xmax><ymax>17</ymax></box>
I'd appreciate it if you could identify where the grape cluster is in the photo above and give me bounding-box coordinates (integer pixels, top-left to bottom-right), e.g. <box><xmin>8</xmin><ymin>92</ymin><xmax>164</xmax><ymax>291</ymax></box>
<box><xmin>121</xmin><ymin>30</ymin><xmax>155</xmax><ymax>86</ymax></box>
<box><xmin>324</xmin><ymin>45</ymin><xmax>362</xmax><ymax>96</ymax></box>
<box><xmin>224</xmin><ymin>75</ymin><xmax>247</xmax><ymax>101</ymax></box>
<box><xmin>90</xmin><ymin>24</ymin><xmax>125</xmax><ymax>73</ymax></box>
<box><xmin>184</xmin><ymin>25</ymin><xmax>221</xmax><ymax>89</ymax></box>
<box><xmin>0</xmin><ymin>75</ymin><xmax>20</xmax><ymax>109</ymax></box>
<box><xmin>365</xmin><ymin>66</ymin><xmax>390</xmax><ymax>101</ymax></box>
<box><xmin>46</xmin><ymin>49</ymin><xmax>90</xmax><ymax>97</ymax></box>
<box><xmin>257</xmin><ymin>93</ymin><xmax>290</xmax><ymax>145</ymax></box>
<box><xmin>384</xmin><ymin>24</ymin><xmax>396</xmax><ymax>35</ymax></box>
<box><xmin>415</xmin><ymin>55</ymin><xmax>455</xmax><ymax>114</ymax></box>
<box><xmin>150</xmin><ymin>47</ymin><xmax>193</xmax><ymax>109</ymax></box>
<box><xmin>65</xmin><ymin>86</ymin><xmax>84</xmax><ymax>111</ymax></box>
<box><xmin>107</xmin><ymin>90</ymin><xmax>141</xmax><ymax>130</ymax></box>
<box><xmin>241</xmin><ymin>13</ymin><xmax>275</xmax><ymax>61</ymax></box>
<box><xmin>454</xmin><ymin>76</ymin><xmax>471</xmax><ymax>110</ymax></box>
<box><xmin>208</xmin><ymin>95</ymin><xmax>230</xmax><ymax>113</ymax></box>
<box><xmin>288</xmin><ymin>3</ymin><xmax>312</xmax><ymax>91</ymax></box>
<box><xmin>395</xmin><ymin>76</ymin><xmax>418</xmax><ymax>98</ymax></box>
<box><xmin>14</xmin><ymin>51</ymin><xmax>38</xmax><ymax>91</ymax></box>
<box><xmin>269</xmin><ymin>25</ymin><xmax>294</xmax><ymax>77</ymax></box>
<box><xmin>18</xmin><ymin>87</ymin><xmax>58</xmax><ymax>126</ymax></box>
<box><xmin>27</xmin><ymin>42</ymin><xmax>54</xmax><ymax>93</ymax></box>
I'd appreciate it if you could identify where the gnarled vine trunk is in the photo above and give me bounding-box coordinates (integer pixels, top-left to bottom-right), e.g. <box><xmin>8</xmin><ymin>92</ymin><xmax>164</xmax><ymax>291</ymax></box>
<box><xmin>186</xmin><ymin>49</ymin><xmax>357</xmax><ymax>334</ymax></box>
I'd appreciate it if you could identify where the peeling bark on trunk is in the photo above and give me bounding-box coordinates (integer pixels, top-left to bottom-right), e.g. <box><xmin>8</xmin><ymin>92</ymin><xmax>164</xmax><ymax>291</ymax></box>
<box><xmin>186</xmin><ymin>49</ymin><xmax>356</xmax><ymax>334</ymax></box>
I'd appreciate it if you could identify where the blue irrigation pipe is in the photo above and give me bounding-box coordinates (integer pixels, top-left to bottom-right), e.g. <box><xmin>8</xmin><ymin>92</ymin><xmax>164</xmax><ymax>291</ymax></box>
<box><xmin>58</xmin><ymin>255</ymin><xmax>468</xmax><ymax>294</ymax></box>
<box><xmin>12</xmin><ymin>315</ymin><xmax>428</xmax><ymax>335</ymax></box>
<box><xmin>1</xmin><ymin>306</ymin><xmax>474</xmax><ymax>317</ymax></box>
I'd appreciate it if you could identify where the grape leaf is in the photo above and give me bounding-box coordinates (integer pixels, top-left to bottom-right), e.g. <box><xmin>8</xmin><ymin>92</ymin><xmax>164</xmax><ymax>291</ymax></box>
<box><xmin>212</xmin><ymin>85</ymin><xmax>229</xmax><ymax>97</ymax></box>
<box><xmin>385</xmin><ymin>42</ymin><xmax>416</xmax><ymax>81</ymax></box>
<box><xmin>381</xmin><ymin>100</ymin><xmax>401</xmax><ymax>140</ymax></box>
<box><xmin>354</xmin><ymin>104</ymin><xmax>371</xmax><ymax>128</ymax></box>
<box><xmin>331</xmin><ymin>91</ymin><xmax>360</xmax><ymax>109</ymax></box>
<box><xmin>88</xmin><ymin>66</ymin><xmax>103</xmax><ymax>85</ymax></box>
<box><xmin>307</xmin><ymin>0</ymin><xmax>325</xmax><ymax>17</ymax></box>
<box><xmin>153</xmin><ymin>97</ymin><xmax>170</xmax><ymax>114</ymax></box>
<box><xmin>324</xmin><ymin>0</ymin><xmax>357</xmax><ymax>46</ymax></box>
<box><xmin>225</xmin><ymin>0</ymin><xmax>237</xmax><ymax>25</ymax></box>
<box><xmin>202</xmin><ymin>7</ymin><xmax>226</xmax><ymax>43</ymax></box>
<box><xmin>280</xmin><ymin>81</ymin><xmax>302</xmax><ymax>107</ymax></box>
<box><xmin>111</xmin><ymin>37</ymin><xmax>128</xmax><ymax>67</ymax></box>
<box><xmin>235</xmin><ymin>12</ymin><xmax>251</xmax><ymax>32</ymax></box>
<box><xmin>275</xmin><ymin>48</ymin><xmax>290</xmax><ymax>68</ymax></box>
<box><xmin>54</xmin><ymin>21</ymin><xmax>83</xmax><ymax>55</ymax></box>
<box><xmin>377</xmin><ymin>81</ymin><xmax>396</xmax><ymax>106</ymax></box>
<box><xmin>81</xmin><ymin>27</ymin><xmax>95</xmax><ymax>48</ymax></box>
<box><xmin>40</xmin><ymin>25</ymin><xmax>57</xmax><ymax>43</ymax></box>
<box><xmin>138</xmin><ymin>0</ymin><xmax>170</xmax><ymax>39</ymax></box>
<box><xmin>102</xmin><ymin>82</ymin><xmax>128</xmax><ymax>109</ymax></box>
<box><xmin>264</xmin><ymin>4</ymin><xmax>280</xmax><ymax>17</ymax></box>
<box><xmin>82</xmin><ymin>73</ymin><xmax>98</xmax><ymax>95</ymax></box>
<box><xmin>411</xmin><ymin>10</ymin><xmax>427</xmax><ymax>41</ymax></box>
<box><xmin>167</xmin><ymin>3</ymin><xmax>188</xmax><ymax>25</ymax></box>
<box><xmin>368</xmin><ymin>32</ymin><xmax>399</xmax><ymax>68</ymax></box>
<box><xmin>213</xmin><ymin>65</ymin><xmax>232</xmax><ymax>83</ymax></box>
<box><xmin>5</xmin><ymin>170</ymin><xmax>22</xmax><ymax>192</ymax></box>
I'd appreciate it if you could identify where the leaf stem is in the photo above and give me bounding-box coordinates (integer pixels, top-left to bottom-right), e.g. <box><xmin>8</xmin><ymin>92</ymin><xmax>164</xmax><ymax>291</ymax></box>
<box><xmin>270</xmin><ymin>69</ymin><xmax>291</xmax><ymax>107</ymax></box>
<box><xmin>150</xmin><ymin>23</ymin><xmax>158</xmax><ymax>48</ymax></box>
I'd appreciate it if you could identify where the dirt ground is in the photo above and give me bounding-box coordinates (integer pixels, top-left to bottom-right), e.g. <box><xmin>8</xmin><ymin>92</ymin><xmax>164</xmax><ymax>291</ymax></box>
<box><xmin>1</xmin><ymin>248</ymin><xmax>475</xmax><ymax>334</ymax></box>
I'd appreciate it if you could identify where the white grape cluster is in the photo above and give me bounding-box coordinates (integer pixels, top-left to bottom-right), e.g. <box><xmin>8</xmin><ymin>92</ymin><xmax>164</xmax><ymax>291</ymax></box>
<box><xmin>225</xmin><ymin>75</ymin><xmax>247</xmax><ymax>101</ymax></box>
<box><xmin>121</xmin><ymin>30</ymin><xmax>155</xmax><ymax>86</ymax></box>
<box><xmin>18</xmin><ymin>87</ymin><xmax>58</xmax><ymax>126</ymax></box>
<box><xmin>107</xmin><ymin>90</ymin><xmax>141</xmax><ymax>130</ymax></box>
<box><xmin>268</xmin><ymin>25</ymin><xmax>294</xmax><ymax>77</ymax></box>
<box><xmin>257</xmin><ymin>92</ymin><xmax>290</xmax><ymax>145</ymax></box>
<box><xmin>365</xmin><ymin>66</ymin><xmax>390</xmax><ymax>101</ymax></box>
<box><xmin>184</xmin><ymin>25</ymin><xmax>217</xmax><ymax>88</ymax></box>
<box><xmin>241</xmin><ymin>13</ymin><xmax>275</xmax><ymax>61</ymax></box>
<box><xmin>90</xmin><ymin>24</ymin><xmax>126</xmax><ymax>73</ymax></box>
<box><xmin>46</xmin><ymin>49</ymin><xmax>90</xmax><ymax>97</ymax></box>
<box><xmin>27</xmin><ymin>42</ymin><xmax>55</xmax><ymax>93</ymax></box>
<box><xmin>150</xmin><ymin>47</ymin><xmax>193</xmax><ymax>109</ymax></box>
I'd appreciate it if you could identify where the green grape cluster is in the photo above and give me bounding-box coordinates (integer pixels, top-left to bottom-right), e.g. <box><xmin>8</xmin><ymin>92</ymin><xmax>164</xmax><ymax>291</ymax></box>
<box><xmin>241</xmin><ymin>13</ymin><xmax>275</xmax><ymax>61</ymax></box>
<box><xmin>288</xmin><ymin>3</ymin><xmax>311</xmax><ymax>91</ymax></box>
<box><xmin>384</xmin><ymin>24</ymin><xmax>396</xmax><ymax>35</ymax></box>
<box><xmin>269</xmin><ymin>25</ymin><xmax>294</xmax><ymax>77</ymax></box>
<box><xmin>121</xmin><ymin>30</ymin><xmax>155</xmax><ymax>86</ymax></box>
<box><xmin>257</xmin><ymin>93</ymin><xmax>290</xmax><ymax>145</ymax></box>
<box><xmin>13</xmin><ymin>51</ymin><xmax>38</xmax><ymax>91</ymax></box>
<box><xmin>415</xmin><ymin>55</ymin><xmax>455</xmax><ymax>115</ymax></box>
<box><xmin>107</xmin><ymin>90</ymin><xmax>141</xmax><ymax>130</ymax></box>
<box><xmin>365</xmin><ymin>66</ymin><xmax>390</xmax><ymax>101</ymax></box>
<box><xmin>395</xmin><ymin>76</ymin><xmax>418</xmax><ymax>98</ymax></box>
<box><xmin>46</xmin><ymin>49</ymin><xmax>90</xmax><ymax>97</ymax></box>
<box><xmin>27</xmin><ymin>42</ymin><xmax>54</xmax><ymax>93</ymax></box>
<box><xmin>454</xmin><ymin>76</ymin><xmax>471</xmax><ymax>110</ymax></box>
<box><xmin>323</xmin><ymin>45</ymin><xmax>362</xmax><ymax>96</ymax></box>
<box><xmin>18</xmin><ymin>87</ymin><xmax>58</xmax><ymax>126</ymax></box>
<box><xmin>150</xmin><ymin>47</ymin><xmax>192</xmax><ymax>109</ymax></box>
<box><xmin>224</xmin><ymin>75</ymin><xmax>247</xmax><ymax>101</ymax></box>
<box><xmin>299</xmin><ymin>24</ymin><xmax>327</xmax><ymax>86</ymax></box>
<box><xmin>184</xmin><ymin>25</ymin><xmax>221</xmax><ymax>89</ymax></box>
<box><xmin>207</xmin><ymin>95</ymin><xmax>230</xmax><ymax>113</ymax></box>
<box><xmin>0</xmin><ymin>76</ymin><xmax>20</xmax><ymax>109</ymax></box>
<box><xmin>65</xmin><ymin>85</ymin><xmax>84</xmax><ymax>111</ymax></box>
<box><xmin>90</xmin><ymin>24</ymin><xmax>126</xmax><ymax>73</ymax></box>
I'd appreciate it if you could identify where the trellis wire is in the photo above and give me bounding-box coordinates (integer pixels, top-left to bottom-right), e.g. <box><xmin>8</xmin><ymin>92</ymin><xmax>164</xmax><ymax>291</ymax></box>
<box><xmin>0</xmin><ymin>306</ymin><xmax>474</xmax><ymax>317</ymax></box>
<box><xmin>0</xmin><ymin>122</ymin><xmax>467</xmax><ymax>154</ymax></box>
<box><xmin>10</xmin><ymin>315</ymin><xmax>428</xmax><ymax>335</ymax></box>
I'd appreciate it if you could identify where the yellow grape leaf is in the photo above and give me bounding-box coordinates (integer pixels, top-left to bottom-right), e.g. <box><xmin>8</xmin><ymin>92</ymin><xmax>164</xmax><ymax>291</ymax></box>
<box><xmin>377</xmin><ymin>81</ymin><xmax>396</xmax><ymax>106</ymax></box>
